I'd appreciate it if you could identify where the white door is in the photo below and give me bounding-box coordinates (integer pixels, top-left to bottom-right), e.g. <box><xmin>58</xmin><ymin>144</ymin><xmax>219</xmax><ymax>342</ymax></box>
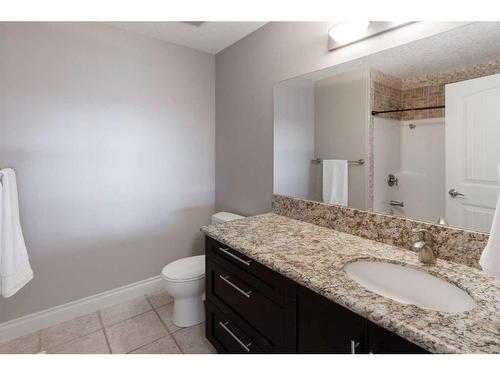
<box><xmin>446</xmin><ymin>73</ymin><xmax>500</xmax><ymax>232</ymax></box>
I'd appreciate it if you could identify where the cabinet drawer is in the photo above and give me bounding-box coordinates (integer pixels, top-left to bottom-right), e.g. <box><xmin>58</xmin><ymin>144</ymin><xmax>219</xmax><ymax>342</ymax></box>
<box><xmin>206</xmin><ymin>302</ymin><xmax>263</xmax><ymax>353</ymax></box>
<box><xmin>206</xmin><ymin>236</ymin><xmax>290</xmax><ymax>305</ymax></box>
<box><xmin>207</xmin><ymin>260</ymin><xmax>283</xmax><ymax>348</ymax></box>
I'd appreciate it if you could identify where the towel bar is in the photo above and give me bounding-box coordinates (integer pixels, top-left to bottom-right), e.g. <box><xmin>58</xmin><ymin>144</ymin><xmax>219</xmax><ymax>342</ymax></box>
<box><xmin>311</xmin><ymin>158</ymin><xmax>364</xmax><ymax>166</ymax></box>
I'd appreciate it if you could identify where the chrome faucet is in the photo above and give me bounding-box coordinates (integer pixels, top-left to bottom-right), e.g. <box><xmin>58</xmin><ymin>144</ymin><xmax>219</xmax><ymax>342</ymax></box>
<box><xmin>411</xmin><ymin>229</ymin><xmax>436</xmax><ymax>265</ymax></box>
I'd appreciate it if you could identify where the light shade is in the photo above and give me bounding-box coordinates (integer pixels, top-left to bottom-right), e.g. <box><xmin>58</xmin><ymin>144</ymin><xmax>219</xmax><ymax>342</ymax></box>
<box><xmin>328</xmin><ymin>21</ymin><xmax>370</xmax><ymax>44</ymax></box>
<box><xmin>328</xmin><ymin>21</ymin><xmax>413</xmax><ymax>51</ymax></box>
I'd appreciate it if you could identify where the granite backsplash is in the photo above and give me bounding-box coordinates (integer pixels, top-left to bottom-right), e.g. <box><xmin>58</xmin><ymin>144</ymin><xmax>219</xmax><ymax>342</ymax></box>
<box><xmin>272</xmin><ymin>194</ymin><xmax>489</xmax><ymax>269</ymax></box>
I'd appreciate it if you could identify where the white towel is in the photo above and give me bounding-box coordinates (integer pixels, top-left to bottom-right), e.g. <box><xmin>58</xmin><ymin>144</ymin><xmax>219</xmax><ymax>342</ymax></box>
<box><xmin>0</xmin><ymin>168</ymin><xmax>33</xmax><ymax>297</ymax></box>
<box><xmin>480</xmin><ymin>165</ymin><xmax>500</xmax><ymax>282</ymax></box>
<box><xmin>322</xmin><ymin>160</ymin><xmax>348</xmax><ymax>206</ymax></box>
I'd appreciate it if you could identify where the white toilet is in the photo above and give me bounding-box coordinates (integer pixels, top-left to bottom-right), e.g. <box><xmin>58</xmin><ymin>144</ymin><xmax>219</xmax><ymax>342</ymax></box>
<box><xmin>161</xmin><ymin>212</ymin><xmax>244</xmax><ymax>328</ymax></box>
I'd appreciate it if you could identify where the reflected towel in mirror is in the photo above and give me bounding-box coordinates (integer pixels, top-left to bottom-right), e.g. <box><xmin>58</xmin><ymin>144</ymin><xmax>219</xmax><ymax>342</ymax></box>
<box><xmin>322</xmin><ymin>160</ymin><xmax>348</xmax><ymax>206</ymax></box>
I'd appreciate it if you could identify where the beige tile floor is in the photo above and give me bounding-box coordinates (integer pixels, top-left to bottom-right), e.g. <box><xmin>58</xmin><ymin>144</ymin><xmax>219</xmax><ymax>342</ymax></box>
<box><xmin>0</xmin><ymin>292</ymin><xmax>216</xmax><ymax>354</ymax></box>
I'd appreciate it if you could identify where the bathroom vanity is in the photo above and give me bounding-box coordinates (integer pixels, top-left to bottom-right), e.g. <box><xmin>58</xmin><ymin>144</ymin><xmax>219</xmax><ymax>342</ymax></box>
<box><xmin>202</xmin><ymin>213</ymin><xmax>500</xmax><ymax>354</ymax></box>
<box><xmin>202</xmin><ymin>23</ymin><xmax>500</xmax><ymax>355</ymax></box>
<box><xmin>205</xmin><ymin>236</ymin><xmax>425</xmax><ymax>353</ymax></box>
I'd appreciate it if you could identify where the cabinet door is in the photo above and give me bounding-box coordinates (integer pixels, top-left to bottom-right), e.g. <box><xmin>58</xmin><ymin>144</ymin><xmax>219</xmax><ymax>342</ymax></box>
<box><xmin>296</xmin><ymin>287</ymin><xmax>367</xmax><ymax>354</ymax></box>
<box><xmin>367</xmin><ymin>322</ymin><xmax>428</xmax><ymax>354</ymax></box>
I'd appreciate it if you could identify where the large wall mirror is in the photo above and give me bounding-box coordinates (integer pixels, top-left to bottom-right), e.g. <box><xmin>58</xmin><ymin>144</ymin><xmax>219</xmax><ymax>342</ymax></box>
<box><xmin>273</xmin><ymin>22</ymin><xmax>500</xmax><ymax>233</ymax></box>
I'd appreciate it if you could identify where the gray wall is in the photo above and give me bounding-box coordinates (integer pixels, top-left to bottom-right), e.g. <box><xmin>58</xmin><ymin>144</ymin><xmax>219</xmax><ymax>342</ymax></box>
<box><xmin>273</xmin><ymin>69</ymin><xmax>370</xmax><ymax>208</ymax></box>
<box><xmin>215</xmin><ymin>22</ymin><xmax>466</xmax><ymax>216</ymax></box>
<box><xmin>273</xmin><ymin>78</ymin><xmax>315</xmax><ymax>200</ymax></box>
<box><xmin>0</xmin><ymin>23</ymin><xmax>215</xmax><ymax>322</ymax></box>
<box><xmin>314</xmin><ymin>69</ymin><xmax>370</xmax><ymax>209</ymax></box>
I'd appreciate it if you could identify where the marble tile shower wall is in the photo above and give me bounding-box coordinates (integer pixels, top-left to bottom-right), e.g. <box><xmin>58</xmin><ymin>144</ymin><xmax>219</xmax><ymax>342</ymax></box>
<box><xmin>272</xmin><ymin>195</ymin><xmax>488</xmax><ymax>269</ymax></box>
<box><xmin>400</xmin><ymin>85</ymin><xmax>444</xmax><ymax>120</ymax></box>
<box><xmin>371</xmin><ymin>59</ymin><xmax>500</xmax><ymax>121</ymax></box>
<box><xmin>368</xmin><ymin>69</ymin><xmax>403</xmax><ymax>210</ymax></box>
<box><xmin>368</xmin><ymin>61</ymin><xmax>500</xmax><ymax>212</ymax></box>
<box><xmin>370</xmin><ymin>69</ymin><xmax>403</xmax><ymax>120</ymax></box>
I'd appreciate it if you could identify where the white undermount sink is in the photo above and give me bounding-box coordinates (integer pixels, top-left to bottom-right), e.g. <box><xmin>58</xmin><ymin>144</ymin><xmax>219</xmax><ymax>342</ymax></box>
<box><xmin>344</xmin><ymin>260</ymin><xmax>476</xmax><ymax>313</ymax></box>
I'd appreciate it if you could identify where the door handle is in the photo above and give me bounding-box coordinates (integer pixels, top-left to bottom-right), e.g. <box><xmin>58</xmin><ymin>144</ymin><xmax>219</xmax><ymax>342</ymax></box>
<box><xmin>448</xmin><ymin>189</ymin><xmax>466</xmax><ymax>198</ymax></box>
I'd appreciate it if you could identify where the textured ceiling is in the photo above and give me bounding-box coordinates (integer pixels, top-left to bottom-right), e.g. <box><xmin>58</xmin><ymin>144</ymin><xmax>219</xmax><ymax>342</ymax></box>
<box><xmin>302</xmin><ymin>22</ymin><xmax>500</xmax><ymax>81</ymax></box>
<box><xmin>105</xmin><ymin>22</ymin><xmax>267</xmax><ymax>54</ymax></box>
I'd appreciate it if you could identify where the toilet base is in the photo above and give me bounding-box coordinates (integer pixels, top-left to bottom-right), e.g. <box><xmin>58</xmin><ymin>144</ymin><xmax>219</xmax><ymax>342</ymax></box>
<box><xmin>172</xmin><ymin>296</ymin><xmax>205</xmax><ymax>327</ymax></box>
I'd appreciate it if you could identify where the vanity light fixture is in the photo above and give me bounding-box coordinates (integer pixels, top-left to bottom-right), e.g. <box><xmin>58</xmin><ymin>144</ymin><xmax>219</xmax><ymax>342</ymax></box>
<box><xmin>328</xmin><ymin>21</ymin><xmax>412</xmax><ymax>51</ymax></box>
<box><xmin>328</xmin><ymin>21</ymin><xmax>370</xmax><ymax>45</ymax></box>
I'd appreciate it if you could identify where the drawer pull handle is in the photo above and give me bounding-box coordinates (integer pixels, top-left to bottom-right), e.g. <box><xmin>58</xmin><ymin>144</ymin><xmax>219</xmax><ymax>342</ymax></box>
<box><xmin>218</xmin><ymin>247</ymin><xmax>251</xmax><ymax>266</ymax></box>
<box><xmin>219</xmin><ymin>275</ymin><xmax>252</xmax><ymax>298</ymax></box>
<box><xmin>219</xmin><ymin>321</ymin><xmax>252</xmax><ymax>352</ymax></box>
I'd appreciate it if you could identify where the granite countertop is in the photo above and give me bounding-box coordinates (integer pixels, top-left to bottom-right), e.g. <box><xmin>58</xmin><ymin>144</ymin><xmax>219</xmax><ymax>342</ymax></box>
<box><xmin>201</xmin><ymin>213</ymin><xmax>500</xmax><ymax>354</ymax></box>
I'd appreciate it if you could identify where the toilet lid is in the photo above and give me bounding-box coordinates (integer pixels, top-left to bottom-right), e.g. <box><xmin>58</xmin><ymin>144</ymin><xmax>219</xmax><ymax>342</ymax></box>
<box><xmin>212</xmin><ymin>212</ymin><xmax>245</xmax><ymax>224</ymax></box>
<box><xmin>161</xmin><ymin>255</ymin><xmax>205</xmax><ymax>282</ymax></box>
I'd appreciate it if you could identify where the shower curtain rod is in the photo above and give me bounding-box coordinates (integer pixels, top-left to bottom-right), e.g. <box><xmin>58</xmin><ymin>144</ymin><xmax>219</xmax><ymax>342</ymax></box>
<box><xmin>371</xmin><ymin>105</ymin><xmax>445</xmax><ymax>116</ymax></box>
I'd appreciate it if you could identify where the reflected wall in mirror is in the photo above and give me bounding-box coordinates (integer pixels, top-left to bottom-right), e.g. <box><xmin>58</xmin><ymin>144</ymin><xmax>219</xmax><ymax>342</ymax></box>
<box><xmin>273</xmin><ymin>22</ymin><xmax>500</xmax><ymax>233</ymax></box>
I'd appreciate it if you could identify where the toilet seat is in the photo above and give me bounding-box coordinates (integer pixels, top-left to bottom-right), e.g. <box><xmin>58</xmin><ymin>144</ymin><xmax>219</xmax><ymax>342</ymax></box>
<box><xmin>161</xmin><ymin>255</ymin><xmax>205</xmax><ymax>283</ymax></box>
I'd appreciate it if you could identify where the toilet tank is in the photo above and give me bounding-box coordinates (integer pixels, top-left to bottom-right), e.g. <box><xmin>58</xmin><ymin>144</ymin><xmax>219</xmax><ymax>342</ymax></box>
<box><xmin>211</xmin><ymin>212</ymin><xmax>245</xmax><ymax>224</ymax></box>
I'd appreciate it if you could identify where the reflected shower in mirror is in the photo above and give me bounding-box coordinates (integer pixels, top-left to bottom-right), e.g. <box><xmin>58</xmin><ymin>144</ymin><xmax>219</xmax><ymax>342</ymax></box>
<box><xmin>273</xmin><ymin>22</ymin><xmax>500</xmax><ymax>232</ymax></box>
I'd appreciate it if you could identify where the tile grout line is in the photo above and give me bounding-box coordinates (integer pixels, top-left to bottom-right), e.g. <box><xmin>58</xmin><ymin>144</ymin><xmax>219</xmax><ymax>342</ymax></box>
<box><xmin>97</xmin><ymin>310</ymin><xmax>113</xmax><ymax>354</ymax></box>
<box><xmin>43</xmin><ymin>327</ymin><xmax>104</xmax><ymax>353</ymax></box>
<box><xmin>41</xmin><ymin>322</ymin><xmax>103</xmax><ymax>353</ymax></box>
<box><xmin>38</xmin><ymin>330</ymin><xmax>42</xmax><ymax>353</ymax></box>
<box><xmin>149</xmin><ymin>295</ymin><xmax>188</xmax><ymax>334</ymax></box>
<box><xmin>98</xmin><ymin>297</ymin><xmax>154</xmax><ymax>330</ymax></box>
<box><xmin>39</xmin><ymin>301</ymin><xmax>149</xmax><ymax>353</ymax></box>
<box><xmin>146</xmin><ymin>294</ymin><xmax>212</xmax><ymax>353</ymax></box>
<box><xmin>100</xmin><ymin>301</ymin><xmax>171</xmax><ymax>354</ymax></box>
<box><xmin>144</xmin><ymin>292</ymin><xmax>173</xmax><ymax>311</ymax></box>
<box><xmin>99</xmin><ymin>297</ymin><xmax>170</xmax><ymax>354</ymax></box>
<box><xmin>125</xmin><ymin>334</ymin><xmax>177</xmax><ymax>354</ymax></box>
<box><xmin>145</xmin><ymin>294</ymin><xmax>184</xmax><ymax>354</ymax></box>
<box><xmin>5</xmin><ymin>294</ymin><xmax>173</xmax><ymax>354</ymax></box>
<box><xmin>145</xmin><ymin>295</ymin><xmax>177</xmax><ymax>338</ymax></box>
<box><xmin>104</xmin><ymin>308</ymin><xmax>158</xmax><ymax>330</ymax></box>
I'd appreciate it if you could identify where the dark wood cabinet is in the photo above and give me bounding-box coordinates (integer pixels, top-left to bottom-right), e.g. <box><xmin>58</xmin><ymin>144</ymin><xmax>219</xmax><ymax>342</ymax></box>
<box><xmin>296</xmin><ymin>286</ymin><xmax>367</xmax><ymax>353</ymax></box>
<box><xmin>367</xmin><ymin>322</ymin><xmax>428</xmax><ymax>354</ymax></box>
<box><xmin>206</xmin><ymin>260</ymin><xmax>287</xmax><ymax>350</ymax></box>
<box><xmin>206</xmin><ymin>236</ymin><xmax>291</xmax><ymax>305</ymax></box>
<box><xmin>205</xmin><ymin>237</ymin><xmax>295</xmax><ymax>353</ymax></box>
<box><xmin>205</xmin><ymin>236</ymin><xmax>428</xmax><ymax>354</ymax></box>
<box><xmin>206</xmin><ymin>301</ymin><xmax>264</xmax><ymax>353</ymax></box>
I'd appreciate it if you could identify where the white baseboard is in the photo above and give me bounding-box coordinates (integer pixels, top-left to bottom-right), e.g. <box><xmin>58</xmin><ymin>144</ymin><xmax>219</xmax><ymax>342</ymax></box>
<box><xmin>0</xmin><ymin>275</ymin><xmax>164</xmax><ymax>343</ymax></box>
